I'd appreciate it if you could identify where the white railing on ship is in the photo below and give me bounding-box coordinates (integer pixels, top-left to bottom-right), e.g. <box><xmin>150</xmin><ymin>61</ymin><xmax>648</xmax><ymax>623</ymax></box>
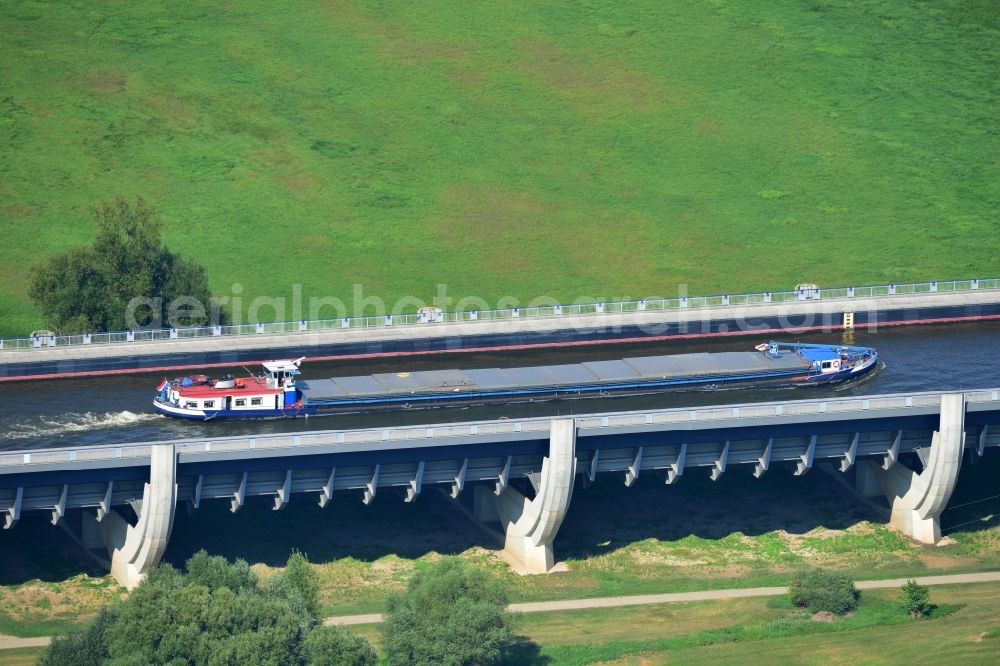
<box><xmin>3</xmin><ymin>388</ymin><xmax>997</xmax><ymax>470</ymax></box>
<box><xmin>2</xmin><ymin>277</ymin><xmax>997</xmax><ymax>352</ymax></box>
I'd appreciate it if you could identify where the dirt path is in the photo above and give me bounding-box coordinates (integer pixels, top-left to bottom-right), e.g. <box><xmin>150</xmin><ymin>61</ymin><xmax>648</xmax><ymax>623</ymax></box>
<box><xmin>326</xmin><ymin>570</ymin><xmax>1000</xmax><ymax>626</ymax></box>
<box><xmin>4</xmin><ymin>571</ymin><xmax>999</xmax><ymax>649</ymax></box>
<box><xmin>0</xmin><ymin>635</ymin><xmax>51</xmax><ymax>650</ymax></box>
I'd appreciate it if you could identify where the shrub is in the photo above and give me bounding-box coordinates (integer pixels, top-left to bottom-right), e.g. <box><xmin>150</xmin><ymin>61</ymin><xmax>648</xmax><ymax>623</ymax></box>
<box><xmin>302</xmin><ymin>625</ymin><xmax>377</xmax><ymax>666</ymax></box>
<box><xmin>789</xmin><ymin>569</ymin><xmax>859</xmax><ymax>615</ymax></box>
<box><xmin>901</xmin><ymin>579</ymin><xmax>932</xmax><ymax>619</ymax></box>
<box><xmin>382</xmin><ymin>559</ymin><xmax>515</xmax><ymax>666</ymax></box>
<box><xmin>272</xmin><ymin>550</ymin><xmax>322</xmax><ymax>620</ymax></box>
<box><xmin>37</xmin><ymin>551</ymin><xmax>372</xmax><ymax>665</ymax></box>
<box><xmin>185</xmin><ymin>549</ymin><xmax>258</xmax><ymax>592</ymax></box>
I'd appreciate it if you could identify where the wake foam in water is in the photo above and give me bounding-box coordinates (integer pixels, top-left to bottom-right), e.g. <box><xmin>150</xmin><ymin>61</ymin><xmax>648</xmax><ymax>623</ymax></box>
<box><xmin>2</xmin><ymin>411</ymin><xmax>159</xmax><ymax>440</ymax></box>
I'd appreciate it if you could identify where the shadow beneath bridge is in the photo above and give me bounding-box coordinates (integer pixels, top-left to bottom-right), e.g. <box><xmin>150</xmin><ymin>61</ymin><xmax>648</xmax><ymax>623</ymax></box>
<box><xmin>0</xmin><ymin>511</ymin><xmax>107</xmax><ymax>585</ymax></box>
<box><xmin>163</xmin><ymin>488</ymin><xmax>489</xmax><ymax>568</ymax></box>
<box><xmin>1</xmin><ymin>453</ymin><xmax>997</xmax><ymax>587</ymax></box>
<box><xmin>940</xmin><ymin>453</ymin><xmax>1000</xmax><ymax>535</ymax></box>
<box><xmin>554</xmin><ymin>461</ymin><xmax>878</xmax><ymax>561</ymax></box>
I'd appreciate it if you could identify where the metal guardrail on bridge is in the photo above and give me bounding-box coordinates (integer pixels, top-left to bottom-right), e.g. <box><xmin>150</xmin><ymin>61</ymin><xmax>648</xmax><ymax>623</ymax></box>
<box><xmin>3</xmin><ymin>276</ymin><xmax>997</xmax><ymax>352</ymax></box>
<box><xmin>3</xmin><ymin>388</ymin><xmax>997</xmax><ymax>472</ymax></box>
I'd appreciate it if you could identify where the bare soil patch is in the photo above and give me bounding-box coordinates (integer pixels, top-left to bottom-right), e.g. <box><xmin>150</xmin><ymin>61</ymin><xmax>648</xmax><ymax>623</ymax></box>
<box><xmin>0</xmin><ymin>576</ymin><xmax>121</xmax><ymax>624</ymax></box>
<box><xmin>517</xmin><ymin>38</ymin><xmax>671</xmax><ymax>114</ymax></box>
<box><xmin>430</xmin><ymin>184</ymin><xmax>557</xmax><ymax>276</ymax></box>
<box><xmin>917</xmin><ymin>551</ymin><xmax>979</xmax><ymax>570</ymax></box>
<box><xmin>326</xmin><ymin>0</ymin><xmax>475</xmax><ymax>66</ymax></box>
<box><xmin>143</xmin><ymin>92</ymin><xmax>195</xmax><ymax>125</ymax></box>
<box><xmin>279</xmin><ymin>172</ymin><xmax>322</xmax><ymax>197</ymax></box>
<box><xmin>80</xmin><ymin>70</ymin><xmax>127</xmax><ymax>95</ymax></box>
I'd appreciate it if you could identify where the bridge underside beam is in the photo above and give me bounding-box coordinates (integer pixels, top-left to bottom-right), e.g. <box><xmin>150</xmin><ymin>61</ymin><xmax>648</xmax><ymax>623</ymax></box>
<box><xmin>3</xmin><ymin>486</ymin><xmax>22</xmax><ymax>530</ymax></box>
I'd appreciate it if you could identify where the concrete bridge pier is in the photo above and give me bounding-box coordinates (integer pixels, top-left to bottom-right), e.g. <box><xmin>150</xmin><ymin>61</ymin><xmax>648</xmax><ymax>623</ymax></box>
<box><xmin>473</xmin><ymin>418</ymin><xmax>577</xmax><ymax>573</ymax></box>
<box><xmin>82</xmin><ymin>443</ymin><xmax>178</xmax><ymax>590</ymax></box>
<box><xmin>866</xmin><ymin>393</ymin><xmax>965</xmax><ymax>544</ymax></box>
<box><xmin>854</xmin><ymin>462</ymin><xmax>883</xmax><ymax>499</ymax></box>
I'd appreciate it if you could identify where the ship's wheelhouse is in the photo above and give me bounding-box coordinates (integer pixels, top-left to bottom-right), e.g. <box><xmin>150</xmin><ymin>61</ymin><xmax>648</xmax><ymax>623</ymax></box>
<box><xmin>798</xmin><ymin>348</ymin><xmax>844</xmax><ymax>374</ymax></box>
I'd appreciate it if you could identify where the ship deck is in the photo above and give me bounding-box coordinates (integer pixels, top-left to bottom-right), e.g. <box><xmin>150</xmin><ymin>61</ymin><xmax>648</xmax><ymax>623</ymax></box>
<box><xmin>172</xmin><ymin>376</ymin><xmax>279</xmax><ymax>398</ymax></box>
<box><xmin>297</xmin><ymin>351</ymin><xmax>811</xmax><ymax>401</ymax></box>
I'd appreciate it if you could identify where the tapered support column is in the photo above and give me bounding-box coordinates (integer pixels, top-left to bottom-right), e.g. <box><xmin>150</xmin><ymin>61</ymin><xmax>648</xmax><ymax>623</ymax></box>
<box><xmin>100</xmin><ymin>444</ymin><xmax>178</xmax><ymax>590</ymax></box>
<box><xmin>479</xmin><ymin>419</ymin><xmax>576</xmax><ymax>573</ymax></box>
<box><xmin>868</xmin><ymin>393</ymin><xmax>964</xmax><ymax>544</ymax></box>
<box><xmin>855</xmin><ymin>460</ymin><xmax>883</xmax><ymax>498</ymax></box>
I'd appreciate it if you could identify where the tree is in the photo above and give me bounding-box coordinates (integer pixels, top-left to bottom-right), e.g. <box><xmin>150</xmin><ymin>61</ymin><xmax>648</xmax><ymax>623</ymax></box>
<box><xmin>28</xmin><ymin>246</ymin><xmax>111</xmax><ymax>333</ymax></box>
<box><xmin>382</xmin><ymin>559</ymin><xmax>515</xmax><ymax>666</ymax></box>
<box><xmin>302</xmin><ymin>625</ymin><xmax>378</xmax><ymax>666</ymax></box>
<box><xmin>789</xmin><ymin>569</ymin><xmax>859</xmax><ymax>615</ymax></box>
<box><xmin>37</xmin><ymin>550</ymin><xmax>375</xmax><ymax>666</ymax></box>
<box><xmin>28</xmin><ymin>196</ymin><xmax>225</xmax><ymax>332</ymax></box>
<box><xmin>901</xmin><ymin>579</ymin><xmax>932</xmax><ymax>619</ymax></box>
<box><xmin>185</xmin><ymin>549</ymin><xmax>258</xmax><ymax>592</ymax></box>
<box><xmin>270</xmin><ymin>550</ymin><xmax>322</xmax><ymax>620</ymax></box>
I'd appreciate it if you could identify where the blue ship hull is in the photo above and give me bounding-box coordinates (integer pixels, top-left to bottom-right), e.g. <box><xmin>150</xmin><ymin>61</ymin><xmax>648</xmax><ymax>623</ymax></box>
<box><xmin>152</xmin><ymin>399</ymin><xmax>317</xmax><ymax>421</ymax></box>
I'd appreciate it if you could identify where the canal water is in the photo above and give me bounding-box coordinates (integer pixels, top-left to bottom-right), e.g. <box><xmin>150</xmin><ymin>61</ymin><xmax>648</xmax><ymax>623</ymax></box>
<box><xmin>1</xmin><ymin>322</ymin><xmax>998</xmax><ymax>450</ymax></box>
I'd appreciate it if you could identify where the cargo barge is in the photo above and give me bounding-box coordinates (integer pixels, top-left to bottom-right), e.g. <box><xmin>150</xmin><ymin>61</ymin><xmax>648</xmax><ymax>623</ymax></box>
<box><xmin>152</xmin><ymin>341</ymin><xmax>879</xmax><ymax>421</ymax></box>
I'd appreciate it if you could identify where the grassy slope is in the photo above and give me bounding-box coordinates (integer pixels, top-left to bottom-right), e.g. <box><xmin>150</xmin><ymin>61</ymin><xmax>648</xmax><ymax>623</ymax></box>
<box><xmin>1</xmin><ymin>0</ymin><xmax>998</xmax><ymax>336</ymax></box>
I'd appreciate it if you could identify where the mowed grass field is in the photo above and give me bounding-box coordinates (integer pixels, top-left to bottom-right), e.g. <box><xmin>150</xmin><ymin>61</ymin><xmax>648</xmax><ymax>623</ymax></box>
<box><xmin>5</xmin><ymin>585</ymin><xmax>1000</xmax><ymax>665</ymax></box>
<box><xmin>520</xmin><ymin>583</ymin><xmax>1000</xmax><ymax>665</ymax></box>
<box><xmin>356</xmin><ymin>584</ymin><xmax>1000</xmax><ymax>665</ymax></box>
<box><xmin>1</xmin><ymin>0</ymin><xmax>998</xmax><ymax>335</ymax></box>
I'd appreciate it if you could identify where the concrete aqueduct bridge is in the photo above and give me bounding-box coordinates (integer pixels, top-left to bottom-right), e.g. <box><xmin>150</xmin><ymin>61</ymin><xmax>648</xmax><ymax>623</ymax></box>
<box><xmin>2</xmin><ymin>389</ymin><xmax>998</xmax><ymax>588</ymax></box>
<box><xmin>2</xmin><ymin>278</ymin><xmax>1000</xmax><ymax>380</ymax></box>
